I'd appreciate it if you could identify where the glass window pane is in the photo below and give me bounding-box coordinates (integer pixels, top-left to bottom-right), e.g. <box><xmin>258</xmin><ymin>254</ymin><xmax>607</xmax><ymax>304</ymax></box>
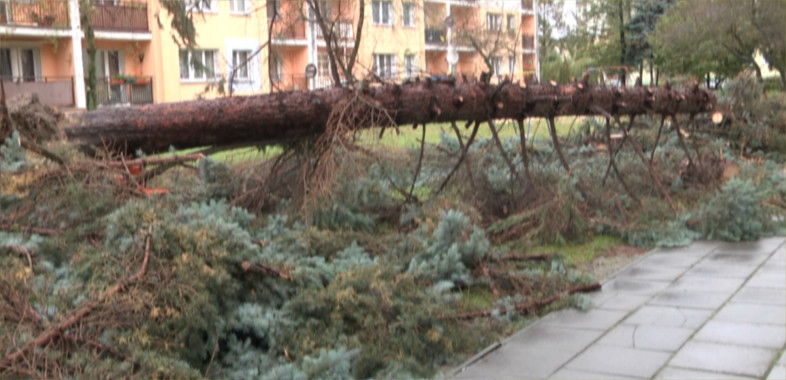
<box><xmin>179</xmin><ymin>50</ymin><xmax>189</xmax><ymax>79</ymax></box>
<box><xmin>194</xmin><ymin>51</ymin><xmax>204</xmax><ymax>78</ymax></box>
<box><xmin>107</xmin><ymin>51</ymin><xmax>120</xmax><ymax>78</ymax></box>
<box><xmin>21</xmin><ymin>49</ymin><xmax>35</xmax><ymax>81</ymax></box>
<box><xmin>372</xmin><ymin>1</ymin><xmax>379</xmax><ymax>23</ymax></box>
<box><xmin>0</xmin><ymin>49</ymin><xmax>12</xmax><ymax>79</ymax></box>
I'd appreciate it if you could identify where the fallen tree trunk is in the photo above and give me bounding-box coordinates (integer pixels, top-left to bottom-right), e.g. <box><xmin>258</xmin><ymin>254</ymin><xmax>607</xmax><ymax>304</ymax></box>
<box><xmin>63</xmin><ymin>81</ymin><xmax>716</xmax><ymax>153</ymax></box>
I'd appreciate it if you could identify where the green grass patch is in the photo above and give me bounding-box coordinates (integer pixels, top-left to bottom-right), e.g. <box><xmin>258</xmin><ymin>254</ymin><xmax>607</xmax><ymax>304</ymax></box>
<box><xmin>534</xmin><ymin>235</ymin><xmax>623</xmax><ymax>266</ymax></box>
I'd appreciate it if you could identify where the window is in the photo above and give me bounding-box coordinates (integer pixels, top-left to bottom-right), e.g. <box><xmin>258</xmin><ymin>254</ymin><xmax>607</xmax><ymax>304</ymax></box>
<box><xmin>507</xmin><ymin>14</ymin><xmax>516</xmax><ymax>33</ymax></box>
<box><xmin>0</xmin><ymin>47</ymin><xmax>41</xmax><ymax>82</ymax></box>
<box><xmin>373</xmin><ymin>53</ymin><xmax>396</xmax><ymax>79</ymax></box>
<box><xmin>404</xmin><ymin>54</ymin><xmax>417</xmax><ymax>78</ymax></box>
<box><xmin>372</xmin><ymin>1</ymin><xmax>393</xmax><ymax>26</ymax></box>
<box><xmin>508</xmin><ymin>56</ymin><xmax>515</xmax><ymax>74</ymax></box>
<box><xmin>185</xmin><ymin>0</ymin><xmax>216</xmax><ymax>13</ymax></box>
<box><xmin>269</xmin><ymin>53</ymin><xmax>282</xmax><ymax>83</ymax></box>
<box><xmin>232</xmin><ymin>50</ymin><xmax>251</xmax><ymax>80</ymax></box>
<box><xmin>402</xmin><ymin>2</ymin><xmax>415</xmax><ymax>27</ymax></box>
<box><xmin>179</xmin><ymin>49</ymin><xmax>218</xmax><ymax>81</ymax></box>
<box><xmin>491</xmin><ymin>56</ymin><xmax>502</xmax><ymax>76</ymax></box>
<box><xmin>486</xmin><ymin>13</ymin><xmax>502</xmax><ymax>31</ymax></box>
<box><xmin>267</xmin><ymin>0</ymin><xmax>279</xmax><ymax>20</ymax></box>
<box><xmin>230</xmin><ymin>0</ymin><xmax>248</xmax><ymax>14</ymax></box>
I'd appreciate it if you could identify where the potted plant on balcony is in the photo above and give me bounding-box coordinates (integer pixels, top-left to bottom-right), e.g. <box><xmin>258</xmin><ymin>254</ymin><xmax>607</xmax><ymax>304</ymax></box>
<box><xmin>31</xmin><ymin>12</ymin><xmax>56</xmax><ymax>27</ymax></box>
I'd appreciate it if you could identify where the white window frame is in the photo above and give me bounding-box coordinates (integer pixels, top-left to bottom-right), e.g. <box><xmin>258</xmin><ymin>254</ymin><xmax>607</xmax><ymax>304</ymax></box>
<box><xmin>402</xmin><ymin>2</ymin><xmax>415</xmax><ymax>27</ymax></box>
<box><xmin>507</xmin><ymin>14</ymin><xmax>516</xmax><ymax>33</ymax></box>
<box><xmin>491</xmin><ymin>56</ymin><xmax>502</xmax><ymax>76</ymax></box>
<box><xmin>0</xmin><ymin>47</ymin><xmax>42</xmax><ymax>82</ymax></box>
<box><xmin>371</xmin><ymin>1</ymin><xmax>393</xmax><ymax>26</ymax></box>
<box><xmin>373</xmin><ymin>53</ymin><xmax>396</xmax><ymax>79</ymax></box>
<box><xmin>508</xmin><ymin>56</ymin><xmax>515</xmax><ymax>75</ymax></box>
<box><xmin>270</xmin><ymin>52</ymin><xmax>283</xmax><ymax>83</ymax></box>
<box><xmin>486</xmin><ymin>13</ymin><xmax>502</xmax><ymax>31</ymax></box>
<box><xmin>185</xmin><ymin>0</ymin><xmax>217</xmax><ymax>14</ymax></box>
<box><xmin>230</xmin><ymin>0</ymin><xmax>250</xmax><ymax>15</ymax></box>
<box><xmin>179</xmin><ymin>49</ymin><xmax>219</xmax><ymax>82</ymax></box>
<box><xmin>232</xmin><ymin>49</ymin><xmax>251</xmax><ymax>81</ymax></box>
<box><xmin>404</xmin><ymin>54</ymin><xmax>417</xmax><ymax>79</ymax></box>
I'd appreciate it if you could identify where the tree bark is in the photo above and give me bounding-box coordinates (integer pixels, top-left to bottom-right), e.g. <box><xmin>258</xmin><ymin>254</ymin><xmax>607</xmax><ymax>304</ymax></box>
<box><xmin>63</xmin><ymin>81</ymin><xmax>716</xmax><ymax>154</ymax></box>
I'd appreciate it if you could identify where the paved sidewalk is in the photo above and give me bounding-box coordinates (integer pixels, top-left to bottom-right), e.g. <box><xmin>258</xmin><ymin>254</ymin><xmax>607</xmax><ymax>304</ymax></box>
<box><xmin>452</xmin><ymin>237</ymin><xmax>786</xmax><ymax>380</ymax></box>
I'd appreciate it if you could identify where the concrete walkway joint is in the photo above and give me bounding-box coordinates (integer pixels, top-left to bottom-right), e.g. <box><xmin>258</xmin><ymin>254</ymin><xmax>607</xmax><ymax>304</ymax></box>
<box><xmin>451</xmin><ymin>237</ymin><xmax>786</xmax><ymax>380</ymax></box>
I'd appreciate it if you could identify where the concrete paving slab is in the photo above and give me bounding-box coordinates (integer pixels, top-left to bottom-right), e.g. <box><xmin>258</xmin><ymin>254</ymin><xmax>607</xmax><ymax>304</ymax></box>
<box><xmin>596</xmin><ymin>324</ymin><xmax>695</xmax><ymax>352</ymax></box>
<box><xmin>507</xmin><ymin>325</ymin><xmax>604</xmax><ymax>352</ymax></box>
<box><xmin>669</xmin><ymin>341</ymin><xmax>778</xmax><ymax>378</ymax></box>
<box><xmin>635</xmin><ymin>253</ymin><xmax>705</xmax><ymax>269</ymax></box>
<box><xmin>649</xmin><ymin>241</ymin><xmax>720</xmax><ymax>257</ymax></box>
<box><xmin>624</xmin><ymin>305</ymin><xmax>713</xmax><ymax>328</ymax></box>
<box><xmin>715</xmin><ymin>303</ymin><xmax>786</xmax><ymax>325</ymax></box>
<box><xmin>747</xmin><ymin>270</ymin><xmax>786</xmax><ymax>289</ymax></box>
<box><xmin>565</xmin><ymin>345</ymin><xmax>671</xmax><ymax>378</ymax></box>
<box><xmin>771</xmin><ymin>248</ymin><xmax>786</xmax><ymax>263</ymax></box>
<box><xmin>548</xmin><ymin>368</ymin><xmax>635</xmax><ymax>379</ymax></box>
<box><xmin>668</xmin><ymin>275</ymin><xmax>747</xmax><ymax>293</ymax></box>
<box><xmin>760</xmin><ymin>260</ymin><xmax>786</xmax><ymax>272</ymax></box>
<box><xmin>649</xmin><ymin>290</ymin><xmax>732</xmax><ymax>309</ymax></box>
<box><xmin>452</xmin><ymin>343</ymin><xmax>577</xmax><ymax>379</ymax></box>
<box><xmin>591</xmin><ymin>293</ymin><xmax>651</xmax><ymax>312</ymax></box>
<box><xmin>767</xmin><ymin>351</ymin><xmax>786</xmax><ymax>380</ymax></box>
<box><xmin>616</xmin><ymin>265</ymin><xmax>689</xmax><ymax>281</ymax></box>
<box><xmin>601</xmin><ymin>278</ymin><xmax>671</xmax><ymax>295</ymax></box>
<box><xmin>656</xmin><ymin>366</ymin><xmax>756</xmax><ymax>379</ymax></box>
<box><xmin>706</xmin><ymin>250</ymin><xmax>772</xmax><ymax>266</ymax></box>
<box><xmin>731</xmin><ymin>286</ymin><xmax>786</xmax><ymax>306</ymax></box>
<box><xmin>539</xmin><ymin>309</ymin><xmax>627</xmax><ymax>331</ymax></box>
<box><xmin>684</xmin><ymin>261</ymin><xmax>761</xmax><ymax>278</ymax></box>
<box><xmin>693</xmin><ymin>320</ymin><xmax>786</xmax><ymax>349</ymax></box>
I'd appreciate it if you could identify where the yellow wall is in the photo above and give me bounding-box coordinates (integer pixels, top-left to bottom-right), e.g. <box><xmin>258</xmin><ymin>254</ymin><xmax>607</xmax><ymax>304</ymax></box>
<box><xmin>150</xmin><ymin>0</ymin><xmax>269</xmax><ymax>102</ymax></box>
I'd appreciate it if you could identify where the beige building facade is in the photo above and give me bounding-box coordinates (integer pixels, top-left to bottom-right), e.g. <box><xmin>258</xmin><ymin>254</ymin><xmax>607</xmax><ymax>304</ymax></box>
<box><xmin>0</xmin><ymin>0</ymin><xmax>538</xmax><ymax>109</ymax></box>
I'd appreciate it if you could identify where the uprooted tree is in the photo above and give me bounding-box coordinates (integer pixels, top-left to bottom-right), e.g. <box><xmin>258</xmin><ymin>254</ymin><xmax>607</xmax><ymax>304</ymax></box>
<box><xmin>61</xmin><ymin>80</ymin><xmax>716</xmax><ymax>153</ymax></box>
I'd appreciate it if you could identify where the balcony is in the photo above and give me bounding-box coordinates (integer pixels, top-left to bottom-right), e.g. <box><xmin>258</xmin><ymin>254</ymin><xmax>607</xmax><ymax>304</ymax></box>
<box><xmin>271</xmin><ymin>74</ymin><xmax>309</xmax><ymax>91</ymax></box>
<box><xmin>522</xmin><ymin>34</ymin><xmax>535</xmax><ymax>50</ymax></box>
<box><xmin>425</xmin><ymin>28</ymin><xmax>446</xmax><ymax>44</ymax></box>
<box><xmin>0</xmin><ymin>0</ymin><xmax>70</xmax><ymax>28</ymax></box>
<box><xmin>315</xmin><ymin>19</ymin><xmax>354</xmax><ymax>42</ymax></box>
<box><xmin>94</xmin><ymin>76</ymin><xmax>153</xmax><ymax>107</ymax></box>
<box><xmin>90</xmin><ymin>1</ymin><xmax>149</xmax><ymax>32</ymax></box>
<box><xmin>1</xmin><ymin>77</ymin><xmax>75</xmax><ymax>107</ymax></box>
<box><xmin>521</xmin><ymin>0</ymin><xmax>534</xmax><ymax>11</ymax></box>
<box><xmin>271</xmin><ymin>20</ymin><xmax>306</xmax><ymax>43</ymax></box>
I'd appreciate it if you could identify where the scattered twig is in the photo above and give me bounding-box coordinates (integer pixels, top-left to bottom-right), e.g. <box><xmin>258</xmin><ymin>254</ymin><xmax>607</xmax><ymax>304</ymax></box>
<box><xmin>1</xmin><ymin>226</ymin><xmax>153</xmax><ymax>366</ymax></box>
<box><xmin>241</xmin><ymin>261</ymin><xmax>292</xmax><ymax>281</ymax></box>
<box><xmin>3</xmin><ymin>244</ymin><xmax>34</xmax><ymax>269</ymax></box>
<box><xmin>492</xmin><ymin>253</ymin><xmax>552</xmax><ymax>262</ymax></box>
<box><xmin>0</xmin><ymin>223</ymin><xmax>60</xmax><ymax>237</ymax></box>
<box><xmin>451</xmin><ymin>282</ymin><xmax>601</xmax><ymax>320</ymax></box>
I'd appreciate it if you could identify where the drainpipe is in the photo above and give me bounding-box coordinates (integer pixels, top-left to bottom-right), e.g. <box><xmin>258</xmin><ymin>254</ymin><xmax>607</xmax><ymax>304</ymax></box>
<box><xmin>68</xmin><ymin>0</ymin><xmax>86</xmax><ymax>109</ymax></box>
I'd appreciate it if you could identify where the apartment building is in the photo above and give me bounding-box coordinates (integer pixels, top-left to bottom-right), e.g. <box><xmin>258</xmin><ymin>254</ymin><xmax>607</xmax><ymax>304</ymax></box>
<box><xmin>0</xmin><ymin>0</ymin><xmax>537</xmax><ymax>110</ymax></box>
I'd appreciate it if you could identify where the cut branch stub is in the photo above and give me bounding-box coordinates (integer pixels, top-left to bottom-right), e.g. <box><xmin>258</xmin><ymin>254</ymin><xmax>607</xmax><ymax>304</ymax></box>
<box><xmin>63</xmin><ymin>83</ymin><xmax>717</xmax><ymax>154</ymax></box>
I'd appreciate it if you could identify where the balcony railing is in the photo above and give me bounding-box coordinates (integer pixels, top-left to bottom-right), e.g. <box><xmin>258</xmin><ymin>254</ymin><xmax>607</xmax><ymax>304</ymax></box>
<box><xmin>94</xmin><ymin>76</ymin><xmax>153</xmax><ymax>107</ymax></box>
<box><xmin>272</xmin><ymin>20</ymin><xmax>306</xmax><ymax>41</ymax></box>
<box><xmin>90</xmin><ymin>1</ymin><xmax>148</xmax><ymax>32</ymax></box>
<box><xmin>271</xmin><ymin>74</ymin><xmax>309</xmax><ymax>91</ymax></box>
<box><xmin>522</xmin><ymin>34</ymin><xmax>535</xmax><ymax>50</ymax></box>
<box><xmin>1</xmin><ymin>76</ymin><xmax>75</xmax><ymax>107</ymax></box>
<box><xmin>315</xmin><ymin>19</ymin><xmax>354</xmax><ymax>41</ymax></box>
<box><xmin>425</xmin><ymin>28</ymin><xmax>446</xmax><ymax>44</ymax></box>
<box><xmin>0</xmin><ymin>0</ymin><xmax>69</xmax><ymax>28</ymax></box>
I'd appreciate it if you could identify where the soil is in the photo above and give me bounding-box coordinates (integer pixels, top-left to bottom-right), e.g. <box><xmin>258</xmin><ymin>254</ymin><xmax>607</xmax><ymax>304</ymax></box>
<box><xmin>579</xmin><ymin>244</ymin><xmax>651</xmax><ymax>282</ymax></box>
